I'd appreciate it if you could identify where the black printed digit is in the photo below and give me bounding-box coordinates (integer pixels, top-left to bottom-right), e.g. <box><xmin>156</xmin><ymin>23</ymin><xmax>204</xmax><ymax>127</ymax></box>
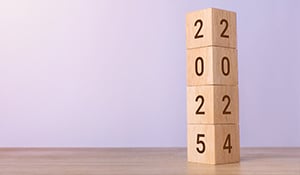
<box><xmin>222</xmin><ymin>95</ymin><xmax>231</xmax><ymax>115</ymax></box>
<box><xmin>223</xmin><ymin>134</ymin><xmax>232</xmax><ymax>153</ymax></box>
<box><xmin>195</xmin><ymin>57</ymin><xmax>204</xmax><ymax>76</ymax></box>
<box><xmin>194</xmin><ymin>19</ymin><xmax>204</xmax><ymax>39</ymax></box>
<box><xmin>221</xmin><ymin>57</ymin><xmax>230</xmax><ymax>76</ymax></box>
<box><xmin>220</xmin><ymin>19</ymin><xmax>229</xmax><ymax>38</ymax></box>
<box><xmin>195</xmin><ymin>95</ymin><xmax>205</xmax><ymax>115</ymax></box>
<box><xmin>196</xmin><ymin>134</ymin><xmax>205</xmax><ymax>154</ymax></box>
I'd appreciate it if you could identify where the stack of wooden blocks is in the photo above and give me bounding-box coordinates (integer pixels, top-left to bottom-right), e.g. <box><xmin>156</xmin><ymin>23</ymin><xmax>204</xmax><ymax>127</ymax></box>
<box><xmin>186</xmin><ymin>8</ymin><xmax>240</xmax><ymax>164</ymax></box>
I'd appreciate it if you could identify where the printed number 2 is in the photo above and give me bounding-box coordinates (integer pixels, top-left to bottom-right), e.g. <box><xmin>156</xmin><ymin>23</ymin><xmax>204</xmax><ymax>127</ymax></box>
<box><xmin>195</xmin><ymin>19</ymin><xmax>229</xmax><ymax>39</ymax></box>
<box><xmin>220</xmin><ymin>19</ymin><xmax>229</xmax><ymax>38</ymax></box>
<box><xmin>194</xmin><ymin>19</ymin><xmax>204</xmax><ymax>39</ymax></box>
<box><xmin>195</xmin><ymin>95</ymin><xmax>205</xmax><ymax>115</ymax></box>
<box><xmin>222</xmin><ymin>95</ymin><xmax>231</xmax><ymax>115</ymax></box>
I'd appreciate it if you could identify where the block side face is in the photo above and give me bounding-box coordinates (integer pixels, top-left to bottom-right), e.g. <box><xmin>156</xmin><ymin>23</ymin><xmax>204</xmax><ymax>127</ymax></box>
<box><xmin>186</xmin><ymin>9</ymin><xmax>213</xmax><ymax>49</ymax></box>
<box><xmin>211</xmin><ymin>9</ymin><xmax>237</xmax><ymax>48</ymax></box>
<box><xmin>187</xmin><ymin>125</ymin><xmax>215</xmax><ymax>164</ymax></box>
<box><xmin>212</xmin><ymin>47</ymin><xmax>238</xmax><ymax>85</ymax></box>
<box><xmin>187</xmin><ymin>86</ymin><xmax>214</xmax><ymax>124</ymax></box>
<box><xmin>214</xmin><ymin>124</ymin><xmax>240</xmax><ymax>164</ymax></box>
<box><xmin>187</xmin><ymin>47</ymin><xmax>214</xmax><ymax>86</ymax></box>
<box><xmin>236</xmin><ymin>88</ymin><xmax>240</xmax><ymax>124</ymax></box>
<box><xmin>213</xmin><ymin>86</ymin><xmax>239</xmax><ymax>124</ymax></box>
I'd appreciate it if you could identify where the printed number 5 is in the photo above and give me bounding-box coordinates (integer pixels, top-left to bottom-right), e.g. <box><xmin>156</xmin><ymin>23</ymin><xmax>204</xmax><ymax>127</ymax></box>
<box><xmin>196</xmin><ymin>134</ymin><xmax>205</xmax><ymax>154</ymax></box>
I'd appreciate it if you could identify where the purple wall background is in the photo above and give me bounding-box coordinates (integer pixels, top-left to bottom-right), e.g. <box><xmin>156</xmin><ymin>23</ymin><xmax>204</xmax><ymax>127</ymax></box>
<box><xmin>0</xmin><ymin>0</ymin><xmax>299</xmax><ymax>147</ymax></box>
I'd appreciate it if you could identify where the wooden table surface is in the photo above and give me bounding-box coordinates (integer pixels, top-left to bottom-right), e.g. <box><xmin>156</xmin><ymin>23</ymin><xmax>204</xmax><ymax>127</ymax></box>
<box><xmin>0</xmin><ymin>148</ymin><xmax>299</xmax><ymax>175</ymax></box>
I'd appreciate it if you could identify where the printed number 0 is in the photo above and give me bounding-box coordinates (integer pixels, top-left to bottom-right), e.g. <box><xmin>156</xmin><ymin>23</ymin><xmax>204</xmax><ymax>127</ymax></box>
<box><xmin>196</xmin><ymin>134</ymin><xmax>205</xmax><ymax>154</ymax></box>
<box><xmin>221</xmin><ymin>57</ymin><xmax>230</xmax><ymax>76</ymax></box>
<box><xmin>195</xmin><ymin>57</ymin><xmax>204</xmax><ymax>76</ymax></box>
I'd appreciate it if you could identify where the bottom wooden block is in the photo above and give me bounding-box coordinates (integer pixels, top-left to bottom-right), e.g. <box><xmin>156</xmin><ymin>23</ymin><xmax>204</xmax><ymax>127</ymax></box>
<box><xmin>187</xmin><ymin>124</ymin><xmax>240</xmax><ymax>164</ymax></box>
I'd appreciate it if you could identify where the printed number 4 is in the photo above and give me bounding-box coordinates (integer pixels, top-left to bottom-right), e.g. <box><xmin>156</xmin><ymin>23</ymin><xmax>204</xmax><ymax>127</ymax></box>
<box><xmin>223</xmin><ymin>134</ymin><xmax>232</xmax><ymax>153</ymax></box>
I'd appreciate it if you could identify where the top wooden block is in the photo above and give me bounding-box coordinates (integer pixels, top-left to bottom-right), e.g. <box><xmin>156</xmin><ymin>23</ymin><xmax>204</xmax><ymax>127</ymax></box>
<box><xmin>186</xmin><ymin>8</ymin><xmax>237</xmax><ymax>49</ymax></box>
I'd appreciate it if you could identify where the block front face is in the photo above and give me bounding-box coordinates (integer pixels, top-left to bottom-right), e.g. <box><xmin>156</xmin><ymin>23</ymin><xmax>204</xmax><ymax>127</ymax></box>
<box><xmin>186</xmin><ymin>8</ymin><xmax>236</xmax><ymax>49</ymax></box>
<box><xmin>187</xmin><ymin>86</ymin><xmax>239</xmax><ymax>124</ymax></box>
<box><xmin>186</xmin><ymin>47</ymin><xmax>213</xmax><ymax>85</ymax></box>
<box><xmin>186</xmin><ymin>8</ymin><xmax>212</xmax><ymax>49</ymax></box>
<box><xmin>187</xmin><ymin>86</ymin><xmax>214</xmax><ymax>124</ymax></box>
<box><xmin>188</xmin><ymin>124</ymin><xmax>215</xmax><ymax>164</ymax></box>
<box><xmin>187</xmin><ymin>124</ymin><xmax>240</xmax><ymax>164</ymax></box>
<box><xmin>187</xmin><ymin>47</ymin><xmax>238</xmax><ymax>86</ymax></box>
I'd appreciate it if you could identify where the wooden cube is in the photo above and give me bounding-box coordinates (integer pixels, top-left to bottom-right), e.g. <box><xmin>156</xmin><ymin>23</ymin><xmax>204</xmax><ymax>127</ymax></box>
<box><xmin>187</xmin><ymin>124</ymin><xmax>240</xmax><ymax>164</ymax></box>
<box><xmin>187</xmin><ymin>46</ymin><xmax>238</xmax><ymax>86</ymax></box>
<box><xmin>187</xmin><ymin>86</ymin><xmax>238</xmax><ymax>124</ymax></box>
<box><xmin>186</xmin><ymin>8</ymin><xmax>237</xmax><ymax>49</ymax></box>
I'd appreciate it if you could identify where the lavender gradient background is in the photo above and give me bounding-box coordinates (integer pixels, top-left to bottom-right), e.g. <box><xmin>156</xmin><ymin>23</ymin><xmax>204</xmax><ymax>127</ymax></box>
<box><xmin>0</xmin><ymin>1</ymin><xmax>299</xmax><ymax>147</ymax></box>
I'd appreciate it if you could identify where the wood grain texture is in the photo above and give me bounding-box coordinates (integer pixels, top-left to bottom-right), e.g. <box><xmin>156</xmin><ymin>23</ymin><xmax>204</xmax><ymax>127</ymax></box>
<box><xmin>187</xmin><ymin>85</ymin><xmax>239</xmax><ymax>124</ymax></box>
<box><xmin>0</xmin><ymin>148</ymin><xmax>299</xmax><ymax>175</ymax></box>
<box><xmin>186</xmin><ymin>8</ymin><xmax>237</xmax><ymax>49</ymax></box>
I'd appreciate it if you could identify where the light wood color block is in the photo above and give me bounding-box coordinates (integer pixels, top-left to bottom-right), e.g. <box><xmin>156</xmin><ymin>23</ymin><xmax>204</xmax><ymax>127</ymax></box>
<box><xmin>187</xmin><ymin>85</ymin><xmax>238</xmax><ymax>124</ymax></box>
<box><xmin>187</xmin><ymin>124</ymin><xmax>240</xmax><ymax>164</ymax></box>
<box><xmin>186</xmin><ymin>8</ymin><xmax>237</xmax><ymax>49</ymax></box>
<box><xmin>187</xmin><ymin>46</ymin><xmax>238</xmax><ymax>86</ymax></box>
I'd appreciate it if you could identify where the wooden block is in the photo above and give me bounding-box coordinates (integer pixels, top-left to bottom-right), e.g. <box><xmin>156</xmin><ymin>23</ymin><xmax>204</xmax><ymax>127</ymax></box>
<box><xmin>186</xmin><ymin>8</ymin><xmax>237</xmax><ymax>49</ymax></box>
<box><xmin>187</xmin><ymin>86</ymin><xmax>238</xmax><ymax>124</ymax></box>
<box><xmin>187</xmin><ymin>46</ymin><xmax>238</xmax><ymax>86</ymax></box>
<box><xmin>187</xmin><ymin>124</ymin><xmax>240</xmax><ymax>164</ymax></box>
